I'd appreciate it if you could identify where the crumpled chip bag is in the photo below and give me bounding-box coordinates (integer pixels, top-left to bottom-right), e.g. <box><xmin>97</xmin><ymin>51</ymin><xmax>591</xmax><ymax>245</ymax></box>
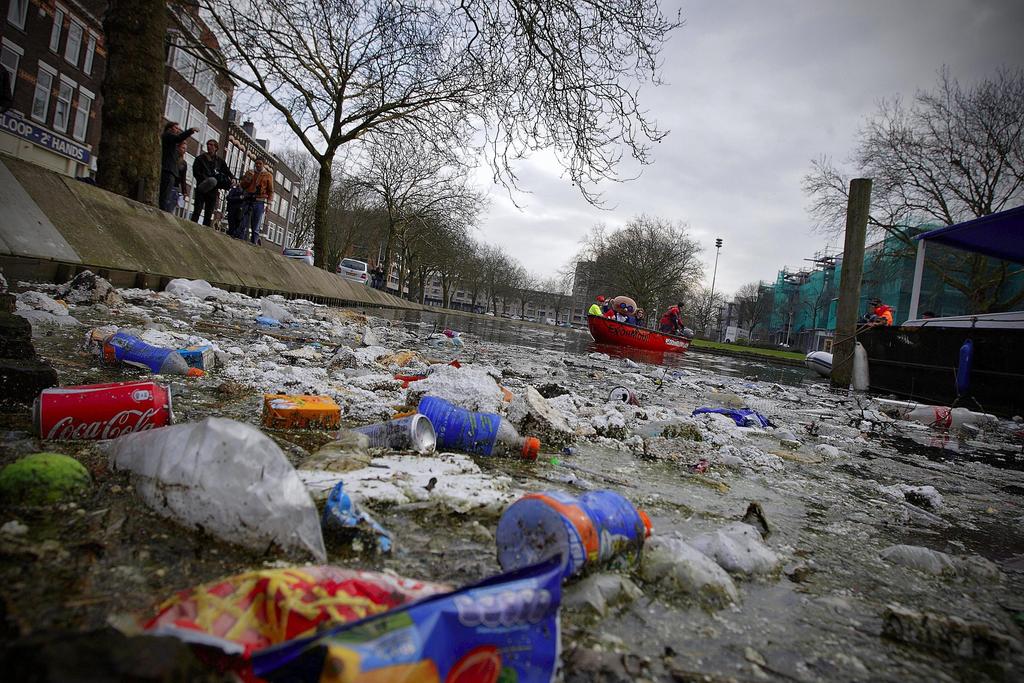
<box><xmin>145</xmin><ymin>566</ymin><xmax>450</xmax><ymax>665</ymax></box>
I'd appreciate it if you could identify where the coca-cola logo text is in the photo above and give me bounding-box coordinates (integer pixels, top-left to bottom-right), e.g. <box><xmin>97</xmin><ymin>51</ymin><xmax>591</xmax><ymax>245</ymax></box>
<box><xmin>46</xmin><ymin>409</ymin><xmax>162</xmax><ymax>440</ymax></box>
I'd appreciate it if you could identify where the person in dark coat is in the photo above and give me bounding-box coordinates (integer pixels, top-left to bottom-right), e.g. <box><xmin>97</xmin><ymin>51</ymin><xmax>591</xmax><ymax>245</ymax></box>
<box><xmin>159</xmin><ymin>121</ymin><xmax>197</xmax><ymax>212</ymax></box>
<box><xmin>225</xmin><ymin>180</ymin><xmax>245</xmax><ymax>238</ymax></box>
<box><xmin>190</xmin><ymin>139</ymin><xmax>232</xmax><ymax>226</ymax></box>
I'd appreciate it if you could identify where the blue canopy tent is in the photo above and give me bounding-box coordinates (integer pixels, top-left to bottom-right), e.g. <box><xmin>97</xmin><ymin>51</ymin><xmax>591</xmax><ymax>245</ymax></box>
<box><xmin>907</xmin><ymin>205</ymin><xmax>1024</xmax><ymax>319</ymax></box>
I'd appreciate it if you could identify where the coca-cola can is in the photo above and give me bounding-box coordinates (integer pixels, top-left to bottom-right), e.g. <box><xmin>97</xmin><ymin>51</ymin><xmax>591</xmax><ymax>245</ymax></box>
<box><xmin>34</xmin><ymin>381</ymin><xmax>174</xmax><ymax>440</ymax></box>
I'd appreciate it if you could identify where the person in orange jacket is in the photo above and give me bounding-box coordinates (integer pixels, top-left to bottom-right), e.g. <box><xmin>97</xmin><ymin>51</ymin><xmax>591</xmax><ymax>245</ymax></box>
<box><xmin>861</xmin><ymin>297</ymin><xmax>893</xmax><ymax>326</ymax></box>
<box><xmin>239</xmin><ymin>158</ymin><xmax>274</xmax><ymax>244</ymax></box>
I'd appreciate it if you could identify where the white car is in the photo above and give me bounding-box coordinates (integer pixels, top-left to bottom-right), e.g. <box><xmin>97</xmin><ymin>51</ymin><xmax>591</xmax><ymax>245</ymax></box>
<box><xmin>338</xmin><ymin>258</ymin><xmax>369</xmax><ymax>285</ymax></box>
<box><xmin>282</xmin><ymin>247</ymin><xmax>314</xmax><ymax>266</ymax></box>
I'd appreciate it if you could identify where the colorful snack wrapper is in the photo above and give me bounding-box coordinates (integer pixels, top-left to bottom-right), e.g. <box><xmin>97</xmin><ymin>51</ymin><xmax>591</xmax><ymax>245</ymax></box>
<box><xmin>253</xmin><ymin>557</ymin><xmax>564</xmax><ymax>683</ymax></box>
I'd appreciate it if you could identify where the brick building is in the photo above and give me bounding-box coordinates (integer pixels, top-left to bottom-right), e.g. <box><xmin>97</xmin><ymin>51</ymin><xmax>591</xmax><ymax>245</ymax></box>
<box><xmin>1</xmin><ymin>0</ymin><xmax>105</xmax><ymax>177</ymax></box>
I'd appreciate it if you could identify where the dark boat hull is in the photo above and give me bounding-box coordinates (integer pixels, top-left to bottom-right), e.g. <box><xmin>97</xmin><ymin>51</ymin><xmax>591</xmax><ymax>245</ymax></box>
<box><xmin>587</xmin><ymin>315</ymin><xmax>690</xmax><ymax>354</ymax></box>
<box><xmin>859</xmin><ymin>325</ymin><xmax>1023</xmax><ymax>417</ymax></box>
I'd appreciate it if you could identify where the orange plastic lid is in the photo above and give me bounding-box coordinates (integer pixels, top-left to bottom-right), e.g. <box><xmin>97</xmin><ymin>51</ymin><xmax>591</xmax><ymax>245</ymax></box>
<box><xmin>638</xmin><ymin>509</ymin><xmax>653</xmax><ymax>537</ymax></box>
<box><xmin>186</xmin><ymin>368</ymin><xmax>205</xmax><ymax>377</ymax></box>
<box><xmin>521</xmin><ymin>437</ymin><xmax>540</xmax><ymax>460</ymax></box>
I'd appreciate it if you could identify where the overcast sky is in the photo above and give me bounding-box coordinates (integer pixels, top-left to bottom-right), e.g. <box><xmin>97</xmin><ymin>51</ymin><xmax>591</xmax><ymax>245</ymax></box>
<box><xmin>474</xmin><ymin>0</ymin><xmax>1024</xmax><ymax>296</ymax></box>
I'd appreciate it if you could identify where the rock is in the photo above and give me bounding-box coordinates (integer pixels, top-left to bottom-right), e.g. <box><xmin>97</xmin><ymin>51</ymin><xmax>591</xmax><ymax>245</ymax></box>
<box><xmin>281</xmin><ymin>346</ymin><xmax>322</xmax><ymax>362</ymax></box>
<box><xmin>880</xmin><ymin>484</ymin><xmax>943</xmax><ymax>511</ymax></box>
<box><xmin>534</xmin><ymin>382</ymin><xmax>570</xmax><ymax>399</ymax></box>
<box><xmin>517</xmin><ymin>386</ymin><xmax>576</xmax><ymax>448</ymax></box>
<box><xmin>302</xmin><ymin>433</ymin><xmax>372</xmax><ymax>472</ymax></box>
<box><xmin>814</xmin><ymin>444</ymin><xmax>841</xmax><ymax>459</ymax></box>
<box><xmin>16</xmin><ymin>291</ymin><xmax>68</xmax><ymax>316</ymax></box>
<box><xmin>689</xmin><ymin>522</ymin><xmax>781</xmax><ymax>575</ymax></box>
<box><xmin>406</xmin><ymin>364</ymin><xmax>507</xmax><ymax>414</ymax></box>
<box><xmin>15</xmin><ymin>309</ymin><xmax>80</xmax><ymax>327</ymax></box>
<box><xmin>641</xmin><ymin>536</ymin><xmax>739</xmax><ymax>605</ymax></box>
<box><xmin>0</xmin><ymin>312</ymin><xmax>37</xmax><ymax>360</ymax></box>
<box><xmin>216</xmin><ymin>380</ymin><xmax>247</xmax><ymax>397</ymax></box>
<box><xmin>565</xmin><ymin>573</ymin><xmax>643</xmax><ymax>616</ymax></box>
<box><xmin>882</xmin><ymin>603</ymin><xmax>1018</xmax><ymax>659</ymax></box>
<box><xmin>0</xmin><ymin>453</ymin><xmax>91</xmax><ymax>505</ymax></box>
<box><xmin>880</xmin><ymin>544</ymin><xmax>1002</xmax><ymax>580</ymax></box>
<box><xmin>55</xmin><ymin>271</ymin><xmax>123</xmax><ymax>307</ymax></box>
<box><xmin>0</xmin><ymin>520</ymin><xmax>28</xmax><ymax>536</ymax></box>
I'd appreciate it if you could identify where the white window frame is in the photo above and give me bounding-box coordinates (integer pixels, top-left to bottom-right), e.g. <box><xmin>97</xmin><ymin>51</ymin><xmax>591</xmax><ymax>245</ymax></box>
<box><xmin>186</xmin><ymin>102</ymin><xmax>204</xmax><ymax>135</ymax></box>
<box><xmin>6</xmin><ymin>0</ymin><xmax>28</xmax><ymax>30</ymax></box>
<box><xmin>0</xmin><ymin>39</ymin><xmax>22</xmax><ymax>101</ymax></box>
<box><xmin>49</xmin><ymin>7</ymin><xmax>65</xmax><ymax>52</ymax></box>
<box><xmin>72</xmin><ymin>86</ymin><xmax>93</xmax><ymax>141</ymax></box>
<box><xmin>163</xmin><ymin>86</ymin><xmax>188</xmax><ymax>126</ymax></box>
<box><xmin>64</xmin><ymin>19</ymin><xmax>83</xmax><ymax>67</ymax></box>
<box><xmin>31</xmin><ymin>62</ymin><xmax>57</xmax><ymax>123</ymax></box>
<box><xmin>82</xmin><ymin>33</ymin><xmax>96</xmax><ymax>75</ymax></box>
<box><xmin>53</xmin><ymin>75</ymin><xmax>77</xmax><ymax>133</ymax></box>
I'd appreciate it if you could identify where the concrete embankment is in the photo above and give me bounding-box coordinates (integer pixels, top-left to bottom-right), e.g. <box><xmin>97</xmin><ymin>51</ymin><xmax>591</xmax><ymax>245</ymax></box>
<box><xmin>0</xmin><ymin>154</ymin><xmax>423</xmax><ymax>310</ymax></box>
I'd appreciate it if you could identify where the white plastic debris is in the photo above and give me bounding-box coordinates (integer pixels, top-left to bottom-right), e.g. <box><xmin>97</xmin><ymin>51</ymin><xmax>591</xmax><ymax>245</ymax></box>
<box><xmin>260</xmin><ymin>297</ymin><xmax>294</xmax><ymax>323</ymax></box>
<box><xmin>164</xmin><ymin>278</ymin><xmax>224</xmax><ymax>300</ymax></box>
<box><xmin>405</xmin><ymin>363</ymin><xmax>507</xmax><ymax>414</ymax></box>
<box><xmin>0</xmin><ymin>520</ymin><xmax>28</xmax><ymax>536</ymax></box>
<box><xmin>689</xmin><ymin>522</ymin><xmax>780</xmax><ymax>575</ymax></box>
<box><xmin>564</xmin><ymin>573</ymin><xmax>643</xmax><ymax>616</ymax></box>
<box><xmin>880</xmin><ymin>544</ymin><xmax>957</xmax><ymax>575</ymax></box>
<box><xmin>300</xmin><ymin>453</ymin><xmax>519</xmax><ymax>514</ymax></box>
<box><xmin>108</xmin><ymin>417</ymin><xmax>326</xmax><ymax>562</ymax></box>
<box><xmin>641</xmin><ymin>536</ymin><xmax>739</xmax><ymax>604</ymax></box>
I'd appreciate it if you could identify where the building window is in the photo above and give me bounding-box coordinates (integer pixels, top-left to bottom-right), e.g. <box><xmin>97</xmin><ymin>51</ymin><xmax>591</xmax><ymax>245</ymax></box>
<box><xmin>31</xmin><ymin>65</ymin><xmax>56</xmax><ymax>123</ymax></box>
<box><xmin>6</xmin><ymin>0</ymin><xmax>28</xmax><ymax>30</ymax></box>
<box><xmin>64</xmin><ymin>21</ymin><xmax>83</xmax><ymax>67</ymax></box>
<box><xmin>49</xmin><ymin>8</ymin><xmax>65</xmax><ymax>52</ymax></box>
<box><xmin>211</xmin><ymin>87</ymin><xmax>227</xmax><ymax>118</ymax></box>
<box><xmin>173</xmin><ymin>47</ymin><xmax>195</xmax><ymax>80</ymax></box>
<box><xmin>82</xmin><ymin>34</ymin><xmax>96</xmax><ymax>75</ymax></box>
<box><xmin>164</xmin><ymin>87</ymin><xmax>187</xmax><ymax>125</ymax></box>
<box><xmin>73</xmin><ymin>88</ymin><xmax>93</xmax><ymax>141</ymax></box>
<box><xmin>186</xmin><ymin>103</ymin><xmax>204</xmax><ymax>136</ymax></box>
<box><xmin>0</xmin><ymin>41</ymin><xmax>21</xmax><ymax>99</ymax></box>
<box><xmin>53</xmin><ymin>78</ymin><xmax>75</xmax><ymax>132</ymax></box>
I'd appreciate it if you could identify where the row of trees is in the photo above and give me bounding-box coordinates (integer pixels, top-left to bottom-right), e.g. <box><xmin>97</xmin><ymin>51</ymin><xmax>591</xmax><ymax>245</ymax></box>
<box><xmin>97</xmin><ymin>0</ymin><xmax>680</xmax><ymax>272</ymax></box>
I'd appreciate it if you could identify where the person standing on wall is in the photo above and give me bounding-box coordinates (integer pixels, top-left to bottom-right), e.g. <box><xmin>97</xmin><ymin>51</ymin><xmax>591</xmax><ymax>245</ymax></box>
<box><xmin>159</xmin><ymin>122</ymin><xmax>197</xmax><ymax>212</ymax></box>
<box><xmin>239</xmin><ymin>158</ymin><xmax>274</xmax><ymax>244</ymax></box>
<box><xmin>190</xmin><ymin>140</ymin><xmax>233</xmax><ymax>226</ymax></box>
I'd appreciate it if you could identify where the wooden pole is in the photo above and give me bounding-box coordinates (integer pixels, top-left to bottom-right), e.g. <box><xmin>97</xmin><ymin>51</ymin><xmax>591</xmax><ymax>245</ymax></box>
<box><xmin>831</xmin><ymin>178</ymin><xmax>872</xmax><ymax>388</ymax></box>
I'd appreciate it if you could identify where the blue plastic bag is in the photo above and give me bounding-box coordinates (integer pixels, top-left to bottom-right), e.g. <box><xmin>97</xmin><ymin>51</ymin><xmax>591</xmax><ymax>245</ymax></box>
<box><xmin>253</xmin><ymin>556</ymin><xmax>564</xmax><ymax>682</ymax></box>
<box><xmin>321</xmin><ymin>481</ymin><xmax>392</xmax><ymax>553</ymax></box>
<box><xmin>692</xmin><ymin>407</ymin><xmax>773</xmax><ymax>428</ymax></box>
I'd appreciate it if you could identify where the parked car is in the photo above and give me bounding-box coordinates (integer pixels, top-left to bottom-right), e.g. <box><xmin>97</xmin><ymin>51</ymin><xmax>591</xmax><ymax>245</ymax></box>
<box><xmin>282</xmin><ymin>247</ymin><xmax>314</xmax><ymax>266</ymax></box>
<box><xmin>337</xmin><ymin>258</ymin><xmax>369</xmax><ymax>285</ymax></box>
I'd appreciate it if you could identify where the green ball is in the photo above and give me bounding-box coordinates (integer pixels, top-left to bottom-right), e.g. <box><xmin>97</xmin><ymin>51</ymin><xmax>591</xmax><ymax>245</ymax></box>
<box><xmin>0</xmin><ymin>452</ymin><xmax>90</xmax><ymax>505</ymax></box>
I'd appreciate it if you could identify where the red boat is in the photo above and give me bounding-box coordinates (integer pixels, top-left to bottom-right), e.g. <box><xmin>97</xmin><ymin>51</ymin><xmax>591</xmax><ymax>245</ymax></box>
<box><xmin>587</xmin><ymin>315</ymin><xmax>691</xmax><ymax>354</ymax></box>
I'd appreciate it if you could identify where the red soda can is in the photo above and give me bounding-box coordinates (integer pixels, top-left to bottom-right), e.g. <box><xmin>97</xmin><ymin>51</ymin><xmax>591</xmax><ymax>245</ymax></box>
<box><xmin>34</xmin><ymin>381</ymin><xmax>174</xmax><ymax>440</ymax></box>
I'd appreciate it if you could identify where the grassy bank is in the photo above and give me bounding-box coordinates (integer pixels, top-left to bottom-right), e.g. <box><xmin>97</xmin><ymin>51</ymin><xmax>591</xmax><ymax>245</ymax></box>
<box><xmin>690</xmin><ymin>338</ymin><xmax>806</xmax><ymax>362</ymax></box>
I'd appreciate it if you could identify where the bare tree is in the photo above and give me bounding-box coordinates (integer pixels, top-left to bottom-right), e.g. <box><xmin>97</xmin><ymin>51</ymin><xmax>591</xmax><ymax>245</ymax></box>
<box><xmin>689</xmin><ymin>285</ymin><xmax>726</xmax><ymax>334</ymax></box>
<box><xmin>172</xmin><ymin>0</ymin><xmax>678</xmax><ymax>268</ymax></box>
<box><xmin>734</xmin><ymin>281</ymin><xmax>773</xmax><ymax>339</ymax></box>
<box><xmin>577</xmin><ymin>215</ymin><xmax>703</xmax><ymax>315</ymax></box>
<box><xmin>803</xmin><ymin>67</ymin><xmax>1024</xmax><ymax>312</ymax></box>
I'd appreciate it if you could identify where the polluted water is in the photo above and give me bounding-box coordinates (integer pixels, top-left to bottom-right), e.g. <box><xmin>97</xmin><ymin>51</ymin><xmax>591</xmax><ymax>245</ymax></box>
<box><xmin>0</xmin><ymin>272</ymin><xmax>1022</xmax><ymax>681</ymax></box>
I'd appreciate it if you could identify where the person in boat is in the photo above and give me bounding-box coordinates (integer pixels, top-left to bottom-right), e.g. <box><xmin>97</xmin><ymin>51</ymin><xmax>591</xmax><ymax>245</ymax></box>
<box><xmin>588</xmin><ymin>295</ymin><xmax>606</xmax><ymax>316</ymax></box>
<box><xmin>859</xmin><ymin>297</ymin><xmax>893</xmax><ymax>326</ymax></box>
<box><xmin>659</xmin><ymin>303</ymin><xmax>684</xmax><ymax>335</ymax></box>
<box><xmin>635</xmin><ymin>308</ymin><xmax>647</xmax><ymax>328</ymax></box>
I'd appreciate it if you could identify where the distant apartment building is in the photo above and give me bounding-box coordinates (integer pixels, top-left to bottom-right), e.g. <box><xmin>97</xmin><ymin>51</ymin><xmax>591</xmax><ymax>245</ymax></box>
<box><xmin>0</xmin><ymin>0</ymin><xmax>105</xmax><ymax>177</ymax></box>
<box><xmin>223</xmin><ymin>116</ymin><xmax>301</xmax><ymax>252</ymax></box>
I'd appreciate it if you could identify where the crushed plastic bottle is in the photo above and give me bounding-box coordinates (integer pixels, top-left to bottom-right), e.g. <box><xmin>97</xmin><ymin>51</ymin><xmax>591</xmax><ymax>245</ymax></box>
<box><xmin>417</xmin><ymin>396</ymin><xmax>540</xmax><ymax>459</ymax></box>
<box><xmin>496</xmin><ymin>489</ymin><xmax>652</xmax><ymax>580</ymax></box>
<box><xmin>88</xmin><ymin>327</ymin><xmax>201</xmax><ymax>376</ymax></box>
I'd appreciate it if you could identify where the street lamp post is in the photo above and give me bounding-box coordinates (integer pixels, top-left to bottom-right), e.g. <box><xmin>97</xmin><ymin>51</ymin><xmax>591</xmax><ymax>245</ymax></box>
<box><xmin>707</xmin><ymin>238</ymin><xmax>723</xmax><ymax>336</ymax></box>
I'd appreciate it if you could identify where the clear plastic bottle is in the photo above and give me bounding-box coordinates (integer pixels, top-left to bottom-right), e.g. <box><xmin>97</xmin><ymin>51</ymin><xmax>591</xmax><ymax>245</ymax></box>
<box><xmin>491</xmin><ymin>420</ymin><xmax>540</xmax><ymax>459</ymax></box>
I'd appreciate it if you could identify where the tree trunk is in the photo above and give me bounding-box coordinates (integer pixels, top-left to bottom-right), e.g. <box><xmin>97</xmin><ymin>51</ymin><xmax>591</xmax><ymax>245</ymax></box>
<box><xmin>95</xmin><ymin>0</ymin><xmax>167</xmax><ymax>204</ymax></box>
<box><xmin>313</xmin><ymin>158</ymin><xmax>334</xmax><ymax>269</ymax></box>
